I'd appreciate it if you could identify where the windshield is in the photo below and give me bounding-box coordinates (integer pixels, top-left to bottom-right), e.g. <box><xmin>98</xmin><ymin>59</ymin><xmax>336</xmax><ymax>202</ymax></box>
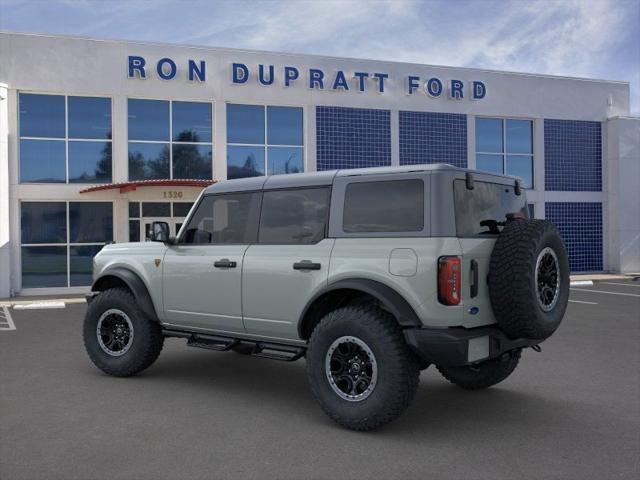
<box><xmin>454</xmin><ymin>179</ymin><xmax>528</xmax><ymax>236</ymax></box>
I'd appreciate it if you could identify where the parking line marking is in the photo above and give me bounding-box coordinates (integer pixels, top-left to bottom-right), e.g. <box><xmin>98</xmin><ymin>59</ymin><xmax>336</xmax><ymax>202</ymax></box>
<box><xmin>600</xmin><ymin>282</ymin><xmax>640</xmax><ymax>288</ymax></box>
<box><xmin>569</xmin><ymin>288</ymin><xmax>640</xmax><ymax>298</ymax></box>
<box><xmin>569</xmin><ymin>299</ymin><xmax>598</xmax><ymax>305</ymax></box>
<box><xmin>0</xmin><ymin>306</ymin><xmax>16</xmax><ymax>331</ymax></box>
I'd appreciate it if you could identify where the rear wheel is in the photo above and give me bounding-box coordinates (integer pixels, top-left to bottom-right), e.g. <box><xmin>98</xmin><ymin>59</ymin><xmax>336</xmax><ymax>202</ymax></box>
<box><xmin>437</xmin><ymin>349</ymin><xmax>521</xmax><ymax>390</ymax></box>
<box><xmin>306</xmin><ymin>305</ymin><xmax>419</xmax><ymax>431</ymax></box>
<box><xmin>83</xmin><ymin>288</ymin><xmax>164</xmax><ymax>377</ymax></box>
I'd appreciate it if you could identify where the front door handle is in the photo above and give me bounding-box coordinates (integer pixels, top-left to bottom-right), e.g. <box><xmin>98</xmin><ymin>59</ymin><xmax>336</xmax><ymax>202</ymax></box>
<box><xmin>293</xmin><ymin>260</ymin><xmax>321</xmax><ymax>271</ymax></box>
<box><xmin>214</xmin><ymin>258</ymin><xmax>237</xmax><ymax>269</ymax></box>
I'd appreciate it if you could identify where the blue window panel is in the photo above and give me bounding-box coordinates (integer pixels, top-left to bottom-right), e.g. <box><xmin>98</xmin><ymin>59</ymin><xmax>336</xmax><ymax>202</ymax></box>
<box><xmin>128</xmin><ymin>99</ymin><xmax>169</xmax><ymax>141</ymax></box>
<box><xmin>268</xmin><ymin>147</ymin><xmax>304</xmax><ymax>175</ymax></box>
<box><xmin>20</xmin><ymin>139</ymin><xmax>66</xmax><ymax>183</ymax></box>
<box><xmin>70</xmin><ymin>245</ymin><xmax>104</xmax><ymax>286</ymax></box>
<box><xmin>21</xmin><ymin>202</ymin><xmax>67</xmax><ymax>244</ymax></box>
<box><xmin>172</xmin><ymin>144</ymin><xmax>212</xmax><ymax>179</ymax></box>
<box><xmin>227</xmin><ymin>104</ymin><xmax>265</xmax><ymax>144</ymax></box>
<box><xmin>400</xmin><ymin>111</ymin><xmax>467</xmax><ymax>167</ymax></box>
<box><xmin>506</xmin><ymin>119</ymin><xmax>532</xmax><ymax>154</ymax></box>
<box><xmin>68</xmin><ymin>141</ymin><xmax>112</xmax><ymax>183</ymax></box>
<box><xmin>475</xmin><ymin>117</ymin><xmax>502</xmax><ymax>153</ymax></box>
<box><xmin>21</xmin><ymin>246</ymin><xmax>68</xmax><ymax>288</ymax></box>
<box><xmin>19</xmin><ymin>93</ymin><xmax>65</xmax><ymax>138</ymax></box>
<box><xmin>69</xmin><ymin>202</ymin><xmax>113</xmax><ymax>243</ymax></box>
<box><xmin>227</xmin><ymin>145</ymin><xmax>265</xmax><ymax>179</ymax></box>
<box><xmin>544</xmin><ymin>119</ymin><xmax>602</xmax><ymax>191</ymax></box>
<box><xmin>267</xmin><ymin>106</ymin><xmax>303</xmax><ymax>146</ymax></box>
<box><xmin>506</xmin><ymin>155</ymin><xmax>533</xmax><ymax>189</ymax></box>
<box><xmin>172</xmin><ymin>101</ymin><xmax>212</xmax><ymax>143</ymax></box>
<box><xmin>476</xmin><ymin>153</ymin><xmax>502</xmax><ymax>174</ymax></box>
<box><xmin>68</xmin><ymin>96</ymin><xmax>112</xmax><ymax>139</ymax></box>
<box><xmin>316</xmin><ymin>106</ymin><xmax>391</xmax><ymax>170</ymax></box>
<box><xmin>128</xmin><ymin>142</ymin><xmax>170</xmax><ymax>180</ymax></box>
<box><xmin>545</xmin><ymin>202</ymin><xmax>603</xmax><ymax>272</ymax></box>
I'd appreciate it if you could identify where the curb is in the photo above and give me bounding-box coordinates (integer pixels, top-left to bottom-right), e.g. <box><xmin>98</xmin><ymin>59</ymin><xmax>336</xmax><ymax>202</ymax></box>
<box><xmin>0</xmin><ymin>297</ymin><xmax>87</xmax><ymax>308</ymax></box>
<box><xmin>570</xmin><ymin>280</ymin><xmax>594</xmax><ymax>287</ymax></box>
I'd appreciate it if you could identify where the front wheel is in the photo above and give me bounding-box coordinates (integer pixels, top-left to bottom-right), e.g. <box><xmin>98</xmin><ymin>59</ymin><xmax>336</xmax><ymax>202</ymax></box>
<box><xmin>436</xmin><ymin>349</ymin><xmax>521</xmax><ymax>390</ymax></box>
<box><xmin>306</xmin><ymin>305</ymin><xmax>420</xmax><ymax>431</ymax></box>
<box><xmin>83</xmin><ymin>288</ymin><xmax>164</xmax><ymax>377</ymax></box>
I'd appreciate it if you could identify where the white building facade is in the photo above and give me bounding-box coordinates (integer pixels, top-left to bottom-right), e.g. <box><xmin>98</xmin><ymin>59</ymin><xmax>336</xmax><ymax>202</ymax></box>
<box><xmin>0</xmin><ymin>32</ymin><xmax>638</xmax><ymax>297</ymax></box>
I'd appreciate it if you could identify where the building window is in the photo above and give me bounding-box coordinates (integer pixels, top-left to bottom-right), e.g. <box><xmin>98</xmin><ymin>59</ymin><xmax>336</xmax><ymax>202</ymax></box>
<box><xmin>20</xmin><ymin>202</ymin><xmax>113</xmax><ymax>288</ymax></box>
<box><xmin>19</xmin><ymin>93</ymin><xmax>112</xmax><ymax>184</ymax></box>
<box><xmin>128</xmin><ymin>201</ymin><xmax>194</xmax><ymax>241</ymax></box>
<box><xmin>475</xmin><ymin>118</ymin><xmax>533</xmax><ymax>188</ymax></box>
<box><xmin>226</xmin><ymin>104</ymin><xmax>304</xmax><ymax>179</ymax></box>
<box><xmin>128</xmin><ymin>99</ymin><xmax>213</xmax><ymax>181</ymax></box>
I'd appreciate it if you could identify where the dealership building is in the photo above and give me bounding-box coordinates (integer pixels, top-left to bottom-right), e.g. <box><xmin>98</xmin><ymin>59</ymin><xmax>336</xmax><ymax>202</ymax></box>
<box><xmin>0</xmin><ymin>31</ymin><xmax>638</xmax><ymax>297</ymax></box>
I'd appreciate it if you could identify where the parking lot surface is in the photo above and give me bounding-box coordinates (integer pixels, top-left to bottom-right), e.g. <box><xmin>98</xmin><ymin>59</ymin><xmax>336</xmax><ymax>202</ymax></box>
<box><xmin>1</xmin><ymin>280</ymin><xmax>639</xmax><ymax>480</ymax></box>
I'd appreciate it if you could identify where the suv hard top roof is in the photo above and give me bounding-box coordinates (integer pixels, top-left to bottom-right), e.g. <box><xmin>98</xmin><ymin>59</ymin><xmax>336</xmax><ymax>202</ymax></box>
<box><xmin>203</xmin><ymin>163</ymin><xmax>520</xmax><ymax>195</ymax></box>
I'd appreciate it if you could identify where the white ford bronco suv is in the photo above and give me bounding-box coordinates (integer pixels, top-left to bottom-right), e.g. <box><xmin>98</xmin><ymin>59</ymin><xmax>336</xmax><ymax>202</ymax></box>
<box><xmin>84</xmin><ymin>164</ymin><xmax>569</xmax><ymax>431</ymax></box>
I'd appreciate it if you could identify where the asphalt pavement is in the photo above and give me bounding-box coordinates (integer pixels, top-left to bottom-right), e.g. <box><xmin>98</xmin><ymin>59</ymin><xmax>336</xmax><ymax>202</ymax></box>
<box><xmin>1</xmin><ymin>280</ymin><xmax>639</xmax><ymax>480</ymax></box>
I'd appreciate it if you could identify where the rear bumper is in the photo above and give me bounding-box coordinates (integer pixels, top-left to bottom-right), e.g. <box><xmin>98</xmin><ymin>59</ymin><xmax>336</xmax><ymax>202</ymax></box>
<box><xmin>403</xmin><ymin>325</ymin><xmax>541</xmax><ymax>367</ymax></box>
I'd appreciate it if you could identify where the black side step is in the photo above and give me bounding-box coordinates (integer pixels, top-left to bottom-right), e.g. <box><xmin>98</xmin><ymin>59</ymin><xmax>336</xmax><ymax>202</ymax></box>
<box><xmin>186</xmin><ymin>333</ymin><xmax>239</xmax><ymax>352</ymax></box>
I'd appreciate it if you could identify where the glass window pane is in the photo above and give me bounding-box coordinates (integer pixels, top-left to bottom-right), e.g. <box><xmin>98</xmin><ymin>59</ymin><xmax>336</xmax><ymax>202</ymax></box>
<box><xmin>128</xmin><ymin>99</ymin><xmax>169</xmax><ymax>141</ymax></box>
<box><xmin>181</xmin><ymin>193</ymin><xmax>261</xmax><ymax>244</ymax></box>
<box><xmin>343</xmin><ymin>180</ymin><xmax>424</xmax><ymax>233</ymax></box>
<box><xmin>129</xmin><ymin>202</ymin><xmax>140</xmax><ymax>218</ymax></box>
<box><xmin>172</xmin><ymin>101</ymin><xmax>212</xmax><ymax>143</ymax></box>
<box><xmin>267</xmin><ymin>106</ymin><xmax>303</xmax><ymax>145</ymax></box>
<box><xmin>70</xmin><ymin>245</ymin><xmax>104</xmax><ymax>286</ymax></box>
<box><xmin>506</xmin><ymin>120</ymin><xmax>533</xmax><ymax>154</ymax></box>
<box><xmin>129</xmin><ymin>219</ymin><xmax>140</xmax><ymax>242</ymax></box>
<box><xmin>528</xmin><ymin>204</ymin><xmax>535</xmax><ymax>219</ymax></box>
<box><xmin>142</xmin><ymin>202</ymin><xmax>171</xmax><ymax>217</ymax></box>
<box><xmin>475</xmin><ymin>118</ymin><xmax>503</xmax><ymax>153</ymax></box>
<box><xmin>259</xmin><ymin>188</ymin><xmax>329</xmax><ymax>244</ymax></box>
<box><xmin>476</xmin><ymin>153</ymin><xmax>503</xmax><ymax>174</ymax></box>
<box><xmin>21</xmin><ymin>246</ymin><xmax>68</xmax><ymax>288</ymax></box>
<box><xmin>172</xmin><ymin>144</ymin><xmax>212</xmax><ymax>180</ymax></box>
<box><xmin>68</xmin><ymin>141</ymin><xmax>112</xmax><ymax>183</ymax></box>
<box><xmin>20</xmin><ymin>139</ymin><xmax>66</xmax><ymax>183</ymax></box>
<box><xmin>128</xmin><ymin>142</ymin><xmax>170</xmax><ymax>180</ymax></box>
<box><xmin>21</xmin><ymin>202</ymin><xmax>67</xmax><ymax>244</ymax></box>
<box><xmin>227</xmin><ymin>145</ymin><xmax>265</xmax><ymax>179</ymax></box>
<box><xmin>227</xmin><ymin>104</ymin><xmax>264</xmax><ymax>144</ymax></box>
<box><xmin>267</xmin><ymin>147</ymin><xmax>303</xmax><ymax>175</ymax></box>
<box><xmin>19</xmin><ymin>93</ymin><xmax>65</xmax><ymax>138</ymax></box>
<box><xmin>69</xmin><ymin>202</ymin><xmax>113</xmax><ymax>243</ymax></box>
<box><xmin>173</xmin><ymin>202</ymin><xmax>193</xmax><ymax>217</ymax></box>
<box><xmin>68</xmin><ymin>96</ymin><xmax>112</xmax><ymax>139</ymax></box>
<box><xmin>506</xmin><ymin>154</ymin><xmax>533</xmax><ymax>188</ymax></box>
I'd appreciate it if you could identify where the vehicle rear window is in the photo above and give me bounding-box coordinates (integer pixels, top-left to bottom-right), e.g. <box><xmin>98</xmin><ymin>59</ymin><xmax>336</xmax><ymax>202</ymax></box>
<box><xmin>259</xmin><ymin>188</ymin><xmax>330</xmax><ymax>244</ymax></box>
<box><xmin>454</xmin><ymin>179</ymin><xmax>528</xmax><ymax>236</ymax></box>
<box><xmin>343</xmin><ymin>179</ymin><xmax>424</xmax><ymax>233</ymax></box>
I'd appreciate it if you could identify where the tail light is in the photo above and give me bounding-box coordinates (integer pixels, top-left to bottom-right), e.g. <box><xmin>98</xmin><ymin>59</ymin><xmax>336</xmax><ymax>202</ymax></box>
<box><xmin>438</xmin><ymin>256</ymin><xmax>461</xmax><ymax>305</ymax></box>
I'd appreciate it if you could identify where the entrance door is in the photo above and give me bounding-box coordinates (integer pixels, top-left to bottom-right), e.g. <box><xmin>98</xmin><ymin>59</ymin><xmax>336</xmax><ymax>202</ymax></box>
<box><xmin>162</xmin><ymin>191</ymin><xmax>262</xmax><ymax>333</ymax></box>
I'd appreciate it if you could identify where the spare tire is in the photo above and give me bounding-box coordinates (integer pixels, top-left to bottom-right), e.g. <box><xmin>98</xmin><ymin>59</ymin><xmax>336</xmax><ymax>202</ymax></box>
<box><xmin>488</xmin><ymin>219</ymin><xmax>569</xmax><ymax>340</ymax></box>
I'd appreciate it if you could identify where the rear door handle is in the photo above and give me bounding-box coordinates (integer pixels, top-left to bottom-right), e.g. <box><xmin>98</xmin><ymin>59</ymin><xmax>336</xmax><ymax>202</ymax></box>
<box><xmin>214</xmin><ymin>258</ymin><xmax>237</xmax><ymax>268</ymax></box>
<box><xmin>293</xmin><ymin>260</ymin><xmax>321</xmax><ymax>271</ymax></box>
<box><xmin>470</xmin><ymin>259</ymin><xmax>478</xmax><ymax>298</ymax></box>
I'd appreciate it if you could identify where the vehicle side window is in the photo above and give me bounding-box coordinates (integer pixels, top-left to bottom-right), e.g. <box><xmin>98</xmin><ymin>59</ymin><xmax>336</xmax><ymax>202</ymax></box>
<box><xmin>343</xmin><ymin>179</ymin><xmax>424</xmax><ymax>233</ymax></box>
<box><xmin>181</xmin><ymin>192</ymin><xmax>261</xmax><ymax>244</ymax></box>
<box><xmin>259</xmin><ymin>188</ymin><xmax>330</xmax><ymax>244</ymax></box>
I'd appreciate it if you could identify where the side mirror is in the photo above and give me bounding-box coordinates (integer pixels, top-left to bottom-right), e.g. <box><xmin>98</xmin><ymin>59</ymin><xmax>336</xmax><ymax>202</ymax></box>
<box><xmin>150</xmin><ymin>221</ymin><xmax>170</xmax><ymax>243</ymax></box>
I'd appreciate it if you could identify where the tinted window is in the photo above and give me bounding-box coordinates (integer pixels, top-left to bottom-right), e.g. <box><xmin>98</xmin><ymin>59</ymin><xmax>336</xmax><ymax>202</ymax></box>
<box><xmin>128</xmin><ymin>99</ymin><xmax>169</xmax><ymax>141</ymax></box>
<box><xmin>68</xmin><ymin>96</ymin><xmax>112</xmax><ymax>139</ymax></box>
<box><xmin>475</xmin><ymin>118</ymin><xmax>502</xmax><ymax>153</ymax></box>
<box><xmin>227</xmin><ymin>104</ymin><xmax>264</xmax><ymax>144</ymax></box>
<box><xmin>227</xmin><ymin>146</ymin><xmax>265</xmax><ymax>179</ymax></box>
<box><xmin>454</xmin><ymin>180</ymin><xmax>528</xmax><ymax>236</ymax></box>
<box><xmin>68</xmin><ymin>141</ymin><xmax>112</xmax><ymax>183</ymax></box>
<box><xmin>172</xmin><ymin>101</ymin><xmax>212</xmax><ymax>143</ymax></box>
<box><xmin>70</xmin><ymin>245</ymin><xmax>104</xmax><ymax>286</ymax></box>
<box><xmin>128</xmin><ymin>142</ymin><xmax>170</xmax><ymax>180</ymax></box>
<box><xmin>21</xmin><ymin>246</ymin><xmax>67</xmax><ymax>288</ymax></box>
<box><xmin>173</xmin><ymin>202</ymin><xmax>193</xmax><ymax>217</ymax></box>
<box><xmin>19</xmin><ymin>139</ymin><xmax>66</xmax><ymax>183</ymax></box>
<box><xmin>142</xmin><ymin>202</ymin><xmax>171</xmax><ymax>217</ymax></box>
<box><xmin>19</xmin><ymin>93</ymin><xmax>65</xmax><ymax>138</ymax></box>
<box><xmin>182</xmin><ymin>193</ymin><xmax>261</xmax><ymax>244</ymax></box>
<box><xmin>259</xmin><ymin>188</ymin><xmax>329</xmax><ymax>244</ymax></box>
<box><xmin>268</xmin><ymin>147</ymin><xmax>303</xmax><ymax>175</ymax></box>
<box><xmin>172</xmin><ymin>144</ymin><xmax>212</xmax><ymax>179</ymax></box>
<box><xmin>69</xmin><ymin>202</ymin><xmax>113</xmax><ymax>243</ymax></box>
<box><xmin>129</xmin><ymin>202</ymin><xmax>140</xmax><ymax>218</ymax></box>
<box><xmin>129</xmin><ymin>220</ymin><xmax>140</xmax><ymax>242</ymax></box>
<box><xmin>506</xmin><ymin>119</ymin><xmax>532</xmax><ymax>154</ymax></box>
<box><xmin>343</xmin><ymin>180</ymin><xmax>424</xmax><ymax>233</ymax></box>
<box><xmin>21</xmin><ymin>202</ymin><xmax>67</xmax><ymax>244</ymax></box>
<box><xmin>267</xmin><ymin>106</ymin><xmax>303</xmax><ymax>145</ymax></box>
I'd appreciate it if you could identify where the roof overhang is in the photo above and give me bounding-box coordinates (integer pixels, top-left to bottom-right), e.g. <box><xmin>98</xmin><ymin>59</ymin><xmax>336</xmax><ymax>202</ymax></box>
<box><xmin>79</xmin><ymin>179</ymin><xmax>215</xmax><ymax>194</ymax></box>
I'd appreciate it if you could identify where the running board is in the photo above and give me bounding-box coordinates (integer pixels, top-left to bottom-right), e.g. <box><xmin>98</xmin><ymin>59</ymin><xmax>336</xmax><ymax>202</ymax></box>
<box><xmin>163</xmin><ymin>329</ymin><xmax>306</xmax><ymax>362</ymax></box>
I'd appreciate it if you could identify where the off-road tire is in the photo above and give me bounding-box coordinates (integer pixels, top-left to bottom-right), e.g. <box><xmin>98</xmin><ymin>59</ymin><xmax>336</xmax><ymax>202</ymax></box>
<box><xmin>437</xmin><ymin>349</ymin><xmax>521</xmax><ymax>390</ymax></box>
<box><xmin>83</xmin><ymin>288</ymin><xmax>164</xmax><ymax>377</ymax></box>
<box><xmin>489</xmin><ymin>219</ymin><xmax>569</xmax><ymax>340</ymax></box>
<box><xmin>306</xmin><ymin>305</ymin><xmax>420</xmax><ymax>431</ymax></box>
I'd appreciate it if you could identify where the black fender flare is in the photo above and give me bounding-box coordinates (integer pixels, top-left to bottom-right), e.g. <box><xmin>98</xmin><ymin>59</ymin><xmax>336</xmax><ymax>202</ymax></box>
<box><xmin>298</xmin><ymin>278</ymin><xmax>422</xmax><ymax>338</ymax></box>
<box><xmin>91</xmin><ymin>267</ymin><xmax>159</xmax><ymax>322</ymax></box>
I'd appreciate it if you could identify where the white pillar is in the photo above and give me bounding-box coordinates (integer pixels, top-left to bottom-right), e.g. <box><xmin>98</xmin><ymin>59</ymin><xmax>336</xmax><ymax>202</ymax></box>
<box><xmin>0</xmin><ymin>83</ymin><xmax>9</xmax><ymax>297</ymax></box>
